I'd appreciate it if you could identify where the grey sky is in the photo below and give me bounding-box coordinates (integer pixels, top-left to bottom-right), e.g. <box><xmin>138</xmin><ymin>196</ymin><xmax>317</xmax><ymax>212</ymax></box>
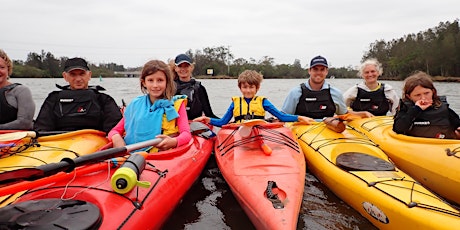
<box><xmin>2</xmin><ymin>0</ymin><xmax>459</xmax><ymax>68</ymax></box>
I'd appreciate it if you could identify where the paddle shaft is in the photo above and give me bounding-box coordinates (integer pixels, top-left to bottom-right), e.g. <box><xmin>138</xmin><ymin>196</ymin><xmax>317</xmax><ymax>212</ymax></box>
<box><xmin>0</xmin><ymin>138</ymin><xmax>162</xmax><ymax>184</ymax></box>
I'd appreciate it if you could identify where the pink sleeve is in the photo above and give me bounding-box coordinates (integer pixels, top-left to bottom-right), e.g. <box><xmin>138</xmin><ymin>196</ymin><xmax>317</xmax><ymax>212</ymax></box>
<box><xmin>107</xmin><ymin>117</ymin><xmax>125</xmax><ymax>141</ymax></box>
<box><xmin>175</xmin><ymin>102</ymin><xmax>192</xmax><ymax>147</ymax></box>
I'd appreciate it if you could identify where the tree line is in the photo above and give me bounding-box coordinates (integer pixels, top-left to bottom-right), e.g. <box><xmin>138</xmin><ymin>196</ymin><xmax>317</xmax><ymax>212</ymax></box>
<box><xmin>363</xmin><ymin>19</ymin><xmax>460</xmax><ymax>79</ymax></box>
<box><xmin>10</xmin><ymin>19</ymin><xmax>459</xmax><ymax>79</ymax></box>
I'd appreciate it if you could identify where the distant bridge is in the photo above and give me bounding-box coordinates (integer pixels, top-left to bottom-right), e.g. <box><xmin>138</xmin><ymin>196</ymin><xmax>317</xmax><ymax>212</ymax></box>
<box><xmin>114</xmin><ymin>71</ymin><xmax>141</xmax><ymax>78</ymax></box>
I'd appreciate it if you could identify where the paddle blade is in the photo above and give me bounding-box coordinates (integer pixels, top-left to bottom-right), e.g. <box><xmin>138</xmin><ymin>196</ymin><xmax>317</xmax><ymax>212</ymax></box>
<box><xmin>0</xmin><ymin>168</ymin><xmax>44</xmax><ymax>185</ymax></box>
<box><xmin>0</xmin><ymin>131</ymin><xmax>36</xmax><ymax>142</ymax></box>
<box><xmin>323</xmin><ymin>117</ymin><xmax>346</xmax><ymax>133</ymax></box>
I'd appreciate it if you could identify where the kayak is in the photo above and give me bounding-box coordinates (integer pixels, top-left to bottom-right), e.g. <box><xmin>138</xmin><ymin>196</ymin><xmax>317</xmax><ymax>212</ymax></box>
<box><xmin>214</xmin><ymin>120</ymin><xmax>305</xmax><ymax>230</ymax></box>
<box><xmin>347</xmin><ymin>116</ymin><xmax>460</xmax><ymax>205</ymax></box>
<box><xmin>290</xmin><ymin>122</ymin><xmax>460</xmax><ymax>229</ymax></box>
<box><xmin>0</xmin><ymin>129</ymin><xmax>109</xmax><ymax>172</ymax></box>
<box><xmin>0</xmin><ymin>132</ymin><xmax>213</xmax><ymax>229</ymax></box>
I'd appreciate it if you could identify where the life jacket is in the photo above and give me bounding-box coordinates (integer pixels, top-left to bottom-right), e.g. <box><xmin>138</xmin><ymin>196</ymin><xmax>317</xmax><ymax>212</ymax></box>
<box><xmin>161</xmin><ymin>97</ymin><xmax>186</xmax><ymax>136</ymax></box>
<box><xmin>295</xmin><ymin>83</ymin><xmax>336</xmax><ymax>119</ymax></box>
<box><xmin>148</xmin><ymin>97</ymin><xmax>187</xmax><ymax>153</ymax></box>
<box><xmin>53</xmin><ymin>87</ymin><xmax>103</xmax><ymax>131</ymax></box>
<box><xmin>232</xmin><ymin>96</ymin><xmax>266</xmax><ymax>123</ymax></box>
<box><xmin>403</xmin><ymin>101</ymin><xmax>456</xmax><ymax>139</ymax></box>
<box><xmin>175</xmin><ymin>79</ymin><xmax>202</xmax><ymax>119</ymax></box>
<box><xmin>0</xmin><ymin>83</ymin><xmax>20</xmax><ymax>124</ymax></box>
<box><xmin>350</xmin><ymin>83</ymin><xmax>390</xmax><ymax>116</ymax></box>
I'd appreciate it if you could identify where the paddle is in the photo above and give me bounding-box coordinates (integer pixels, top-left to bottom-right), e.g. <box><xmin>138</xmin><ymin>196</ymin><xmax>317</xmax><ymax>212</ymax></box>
<box><xmin>0</xmin><ymin>138</ymin><xmax>163</xmax><ymax>185</ymax></box>
<box><xmin>322</xmin><ymin>113</ymin><xmax>364</xmax><ymax>133</ymax></box>
<box><xmin>0</xmin><ymin>131</ymin><xmax>68</xmax><ymax>142</ymax></box>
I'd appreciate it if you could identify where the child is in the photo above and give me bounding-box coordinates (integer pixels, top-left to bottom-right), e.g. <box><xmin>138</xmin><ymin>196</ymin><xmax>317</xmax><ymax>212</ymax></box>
<box><xmin>194</xmin><ymin>70</ymin><xmax>314</xmax><ymax>126</ymax></box>
<box><xmin>108</xmin><ymin>60</ymin><xmax>191</xmax><ymax>151</ymax></box>
<box><xmin>393</xmin><ymin>71</ymin><xmax>460</xmax><ymax>139</ymax></box>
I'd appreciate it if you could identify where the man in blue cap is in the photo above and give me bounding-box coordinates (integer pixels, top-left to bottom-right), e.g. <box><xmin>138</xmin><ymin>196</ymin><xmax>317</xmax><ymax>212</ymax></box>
<box><xmin>282</xmin><ymin>55</ymin><xmax>371</xmax><ymax>129</ymax></box>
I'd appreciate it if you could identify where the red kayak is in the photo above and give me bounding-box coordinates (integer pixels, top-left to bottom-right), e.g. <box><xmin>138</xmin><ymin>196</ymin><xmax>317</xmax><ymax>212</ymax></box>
<box><xmin>0</xmin><ymin>131</ymin><xmax>213</xmax><ymax>229</ymax></box>
<box><xmin>214</xmin><ymin>120</ymin><xmax>305</xmax><ymax>230</ymax></box>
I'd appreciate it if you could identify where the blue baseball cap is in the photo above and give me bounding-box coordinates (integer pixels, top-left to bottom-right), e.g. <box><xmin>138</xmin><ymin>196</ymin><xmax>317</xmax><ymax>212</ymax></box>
<box><xmin>174</xmin><ymin>54</ymin><xmax>192</xmax><ymax>65</ymax></box>
<box><xmin>310</xmin><ymin>55</ymin><xmax>328</xmax><ymax>68</ymax></box>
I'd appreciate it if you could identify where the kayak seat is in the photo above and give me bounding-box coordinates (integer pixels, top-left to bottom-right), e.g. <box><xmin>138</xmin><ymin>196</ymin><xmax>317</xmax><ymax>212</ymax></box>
<box><xmin>0</xmin><ymin>198</ymin><xmax>102</xmax><ymax>229</ymax></box>
<box><xmin>336</xmin><ymin>152</ymin><xmax>395</xmax><ymax>171</ymax></box>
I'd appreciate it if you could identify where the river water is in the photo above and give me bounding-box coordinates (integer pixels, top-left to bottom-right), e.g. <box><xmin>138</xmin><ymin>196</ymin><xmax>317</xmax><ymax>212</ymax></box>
<box><xmin>12</xmin><ymin>77</ymin><xmax>460</xmax><ymax>229</ymax></box>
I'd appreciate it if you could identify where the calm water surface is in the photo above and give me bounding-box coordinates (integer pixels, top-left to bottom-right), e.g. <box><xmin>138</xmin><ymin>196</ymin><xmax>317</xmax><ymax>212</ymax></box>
<box><xmin>13</xmin><ymin>78</ymin><xmax>460</xmax><ymax>229</ymax></box>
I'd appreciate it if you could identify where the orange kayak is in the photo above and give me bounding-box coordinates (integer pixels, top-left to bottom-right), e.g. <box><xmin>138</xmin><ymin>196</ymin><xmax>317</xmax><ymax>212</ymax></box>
<box><xmin>214</xmin><ymin>120</ymin><xmax>305</xmax><ymax>230</ymax></box>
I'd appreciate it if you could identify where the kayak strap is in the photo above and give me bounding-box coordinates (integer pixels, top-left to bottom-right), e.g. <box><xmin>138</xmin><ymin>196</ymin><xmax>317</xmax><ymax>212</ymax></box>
<box><xmin>336</xmin><ymin>152</ymin><xmax>395</xmax><ymax>171</ymax></box>
<box><xmin>266</xmin><ymin>181</ymin><xmax>284</xmax><ymax>209</ymax></box>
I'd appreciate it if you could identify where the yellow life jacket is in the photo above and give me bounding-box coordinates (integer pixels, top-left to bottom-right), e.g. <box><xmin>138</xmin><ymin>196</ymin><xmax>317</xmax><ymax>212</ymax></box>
<box><xmin>162</xmin><ymin>98</ymin><xmax>186</xmax><ymax>135</ymax></box>
<box><xmin>150</xmin><ymin>97</ymin><xmax>187</xmax><ymax>153</ymax></box>
<box><xmin>232</xmin><ymin>96</ymin><xmax>266</xmax><ymax>123</ymax></box>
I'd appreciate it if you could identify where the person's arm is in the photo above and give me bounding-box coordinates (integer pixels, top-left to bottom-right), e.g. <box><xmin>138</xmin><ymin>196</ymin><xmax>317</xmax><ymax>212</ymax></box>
<box><xmin>108</xmin><ymin>117</ymin><xmax>126</xmax><ymax>148</ymax></box>
<box><xmin>198</xmin><ymin>85</ymin><xmax>219</xmax><ymax>119</ymax></box>
<box><xmin>384</xmin><ymin>85</ymin><xmax>400</xmax><ymax>116</ymax></box>
<box><xmin>281</xmin><ymin>87</ymin><xmax>301</xmax><ymax>114</ymax></box>
<box><xmin>33</xmin><ymin>92</ymin><xmax>58</xmax><ymax>131</ymax></box>
<box><xmin>100</xmin><ymin>93</ymin><xmax>123</xmax><ymax>134</ymax></box>
<box><xmin>342</xmin><ymin>85</ymin><xmax>358</xmax><ymax>108</ymax></box>
<box><xmin>263</xmin><ymin>99</ymin><xmax>298</xmax><ymax>122</ymax></box>
<box><xmin>330</xmin><ymin>87</ymin><xmax>348</xmax><ymax>115</ymax></box>
<box><xmin>392</xmin><ymin>100</ymin><xmax>421</xmax><ymax>134</ymax></box>
<box><xmin>0</xmin><ymin>86</ymin><xmax>35</xmax><ymax>130</ymax></box>
<box><xmin>175</xmin><ymin>102</ymin><xmax>192</xmax><ymax>147</ymax></box>
<box><xmin>209</xmin><ymin>102</ymin><xmax>235</xmax><ymax>127</ymax></box>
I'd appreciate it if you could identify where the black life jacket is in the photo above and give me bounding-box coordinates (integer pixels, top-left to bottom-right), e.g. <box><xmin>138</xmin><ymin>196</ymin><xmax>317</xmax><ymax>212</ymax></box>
<box><xmin>403</xmin><ymin>101</ymin><xmax>456</xmax><ymax>139</ymax></box>
<box><xmin>175</xmin><ymin>79</ymin><xmax>203</xmax><ymax>119</ymax></box>
<box><xmin>350</xmin><ymin>84</ymin><xmax>390</xmax><ymax>116</ymax></box>
<box><xmin>0</xmin><ymin>83</ymin><xmax>20</xmax><ymax>124</ymax></box>
<box><xmin>53</xmin><ymin>86</ymin><xmax>104</xmax><ymax>131</ymax></box>
<box><xmin>295</xmin><ymin>83</ymin><xmax>336</xmax><ymax>119</ymax></box>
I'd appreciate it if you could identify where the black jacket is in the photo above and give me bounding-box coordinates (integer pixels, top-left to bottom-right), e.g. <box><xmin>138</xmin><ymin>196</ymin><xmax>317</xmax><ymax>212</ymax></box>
<box><xmin>34</xmin><ymin>85</ymin><xmax>122</xmax><ymax>134</ymax></box>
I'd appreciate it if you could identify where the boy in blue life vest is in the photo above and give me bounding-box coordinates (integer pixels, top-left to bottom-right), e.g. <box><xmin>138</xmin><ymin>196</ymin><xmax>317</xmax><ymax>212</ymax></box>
<box><xmin>194</xmin><ymin>70</ymin><xmax>314</xmax><ymax>127</ymax></box>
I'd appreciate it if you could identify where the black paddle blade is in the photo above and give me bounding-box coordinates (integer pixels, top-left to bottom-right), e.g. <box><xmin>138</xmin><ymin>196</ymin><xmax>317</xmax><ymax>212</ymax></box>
<box><xmin>190</xmin><ymin>122</ymin><xmax>215</xmax><ymax>139</ymax></box>
<box><xmin>0</xmin><ymin>168</ymin><xmax>44</xmax><ymax>185</ymax></box>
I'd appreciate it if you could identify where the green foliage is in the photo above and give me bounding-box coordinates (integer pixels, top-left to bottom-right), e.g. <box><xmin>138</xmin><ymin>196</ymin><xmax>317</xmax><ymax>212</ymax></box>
<box><xmin>363</xmin><ymin>19</ymin><xmax>460</xmax><ymax>79</ymax></box>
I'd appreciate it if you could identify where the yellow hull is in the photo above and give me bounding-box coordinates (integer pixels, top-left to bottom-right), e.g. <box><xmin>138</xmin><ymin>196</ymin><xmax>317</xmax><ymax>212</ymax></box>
<box><xmin>348</xmin><ymin>116</ymin><xmax>460</xmax><ymax>205</ymax></box>
<box><xmin>0</xmin><ymin>129</ymin><xmax>109</xmax><ymax>171</ymax></box>
<box><xmin>290</xmin><ymin>122</ymin><xmax>460</xmax><ymax>229</ymax></box>
<box><xmin>0</xmin><ymin>129</ymin><xmax>109</xmax><ymax>206</ymax></box>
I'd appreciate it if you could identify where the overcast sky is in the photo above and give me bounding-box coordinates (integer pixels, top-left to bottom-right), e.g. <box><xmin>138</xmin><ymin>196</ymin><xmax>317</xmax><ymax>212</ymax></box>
<box><xmin>2</xmin><ymin>0</ymin><xmax>459</xmax><ymax>69</ymax></box>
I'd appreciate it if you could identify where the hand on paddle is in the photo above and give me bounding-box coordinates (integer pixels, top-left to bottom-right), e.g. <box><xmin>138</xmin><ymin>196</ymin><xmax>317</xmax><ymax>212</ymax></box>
<box><xmin>193</xmin><ymin>116</ymin><xmax>210</xmax><ymax>124</ymax></box>
<box><xmin>297</xmin><ymin>116</ymin><xmax>315</xmax><ymax>124</ymax></box>
<box><xmin>154</xmin><ymin>134</ymin><xmax>178</xmax><ymax>150</ymax></box>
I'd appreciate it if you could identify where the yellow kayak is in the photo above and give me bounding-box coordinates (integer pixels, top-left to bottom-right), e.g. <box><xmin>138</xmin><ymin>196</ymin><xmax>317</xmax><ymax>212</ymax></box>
<box><xmin>347</xmin><ymin>116</ymin><xmax>460</xmax><ymax>205</ymax></box>
<box><xmin>290</xmin><ymin>122</ymin><xmax>460</xmax><ymax>229</ymax></box>
<box><xmin>0</xmin><ymin>129</ymin><xmax>109</xmax><ymax>172</ymax></box>
<box><xmin>0</xmin><ymin>129</ymin><xmax>109</xmax><ymax>206</ymax></box>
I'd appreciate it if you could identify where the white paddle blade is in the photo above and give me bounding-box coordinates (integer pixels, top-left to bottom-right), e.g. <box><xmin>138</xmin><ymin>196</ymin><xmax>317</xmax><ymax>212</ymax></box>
<box><xmin>0</xmin><ymin>131</ymin><xmax>36</xmax><ymax>142</ymax></box>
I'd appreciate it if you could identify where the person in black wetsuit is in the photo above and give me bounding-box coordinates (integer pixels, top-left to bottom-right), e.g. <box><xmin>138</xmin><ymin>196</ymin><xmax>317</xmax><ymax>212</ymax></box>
<box><xmin>34</xmin><ymin>57</ymin><xmax>122</xmax><ymax>134</ymax></box>
<box><xmin>343</xmin><ymin>58</ymin><xmax>399</xmax><ymax>116</ymax></box>
<box><xmin>171</xmin><ymin>54</ymin><xmax>219</xmax><ymax>120</ymax></box>
<box><xmin>393</xmin><ymin>71</ymin><xmax>460</xmax><ymax>139</ymax></box>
